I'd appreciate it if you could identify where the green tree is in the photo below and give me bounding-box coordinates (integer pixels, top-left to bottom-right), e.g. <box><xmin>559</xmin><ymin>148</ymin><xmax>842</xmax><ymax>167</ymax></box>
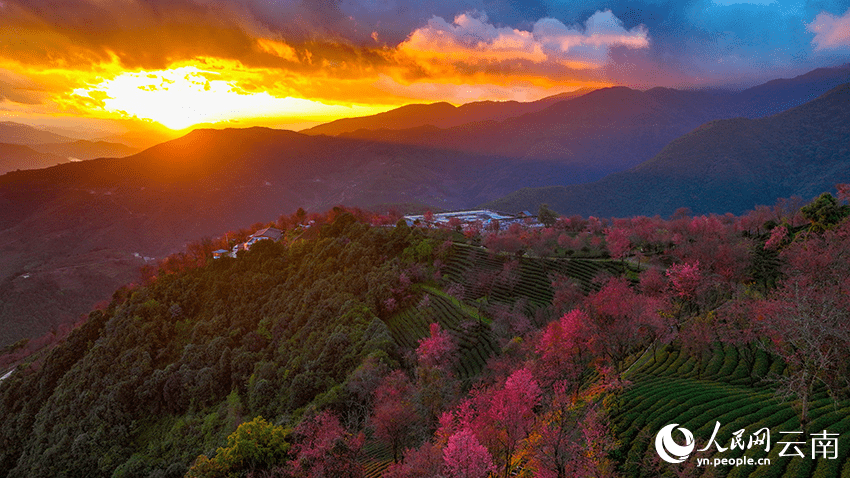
<box><xmin>800</xmin><ymin>192</ymin><xmax>850</xmax><ymax>232</ymax></box>
<box><xmin>538</xmin><ymin>204</ymin><xmax>558</xmax><ymax>228</ymax></box>
<box><xmin>186</xmin><ymin>416</ymin><xmax>290</xmax><ymax>478</ymax></box>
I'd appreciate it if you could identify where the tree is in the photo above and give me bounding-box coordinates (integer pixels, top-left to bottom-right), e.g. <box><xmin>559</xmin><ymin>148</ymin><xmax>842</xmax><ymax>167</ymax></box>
<box><xmin>372</xmin><ymin>371</ymin><xmax>419</xmax><ymax>463</ymax></box>
<box><xmin>604</xmin><ymin>227</ymin><xmax>632</xmax><ymax>263</ymax></box>
<box><xmin>344</xmin><ymin>355</ymin><xmax>389</xmax><ymax>430</ymax></box>
<box><xmin>289</xmin><ymin>410</ymin><xmax>364</xmax><ymax>478</ymax></box>
<box><xmin>583</xmin><ymin>278</ymin><xmax>659</xmax><ymax>377</ymax></box>
<box><xmin>579</xmin><ymin>405</ymin><xmax>620</xmax><ymax>478</ymax></box>
<box><xmin>477</xmin><ymin>367</ymin><xmax>541</xmax><ymax>478</ymax></box>
<box><xmin>187</xmin><ymin>416</ymin><xmax>290</xmax><ymax>478</ymax></box>
<box><xmin>666</xmin><ymin>261</ymin><xmax>701</xmax><ymax>300</ymax></box>
<box><xmin>382</xmin><ymin>442</ymin><xmax>444</xmax><ymax>478</ymax></box>
<box><xmin>800</xmin><ymin>192</ymin><xmax>850</xmax><ymax>232</ymax></box>
<box><xmin>538</xmin><ymin>204</ymin><xmax>558</xmax><ymax>228</ymax></box>
<box><xmin>443</xmin><ymin>427</ymin><xmax>496</xmax><ymax>478</ymax></box>
<box><xmin>531</xmin><ymin>381</ymin><xmax>583</xmax><ymax>478</ymax></box>
<box><xmin>535</xmin><ymin>309</ymin><xmax>591</xmax><ymax>394</ymax></box>
<box><xmin>758</xmin><ymin>280</ymin><xmax>850</xmax><ymax>433</ymax></box>
<box><xmin>416</xmin><ymin>323</ymin><xmax>460</xmax><ymax>425</ymax></box>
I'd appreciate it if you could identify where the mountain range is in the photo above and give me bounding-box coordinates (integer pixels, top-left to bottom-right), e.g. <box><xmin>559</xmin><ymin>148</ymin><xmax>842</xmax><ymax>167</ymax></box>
<box><xmin>0</xmin><ymin>123</ymin><xmax>141</xmax><ymax>174</ymax></box>
<box><xmin>305</xmin><ymin>65</ymin><xmax>850</xmax><ymax>183</ymax></box>
<box><xmin>486</xmin><ymin>83</ymin><xmax>850</xmax><ymax>217</ymax></box>
<box><xmin>1</xmin><ymin>65</ymin><xmax>849</xmax><ymax>346</ymax></box>
<box><xmin>301</xmin><ymin>87</ymin><xmax>597</xmax><ymax>136</ymax></box>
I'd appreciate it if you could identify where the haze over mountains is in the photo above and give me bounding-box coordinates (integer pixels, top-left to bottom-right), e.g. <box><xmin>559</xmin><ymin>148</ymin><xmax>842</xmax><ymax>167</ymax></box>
<box><xmin>306</xmin><ymin>65</ymin><xmax>850</xmax><ymax>183</ymax></box>
<box><xmin>1</xmin><ymin>65</ymin><xmax>849</xmax><ymax>346</ymax></box>
<box><xmin>0</xmin><ymin>122</ymin><xmax>141</xmax><ymax>174</ymax></box>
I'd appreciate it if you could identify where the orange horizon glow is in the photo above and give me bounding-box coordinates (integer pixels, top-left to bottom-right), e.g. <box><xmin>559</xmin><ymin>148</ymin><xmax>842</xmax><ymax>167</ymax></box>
<box><xmin>71</xmin><ymin>65</ymin><xmax>400</xmax><ymax>130</ymax></box>
<box><xmin>48</xmin><ymin>56</ymin><xmax>612</xmax><ymax>131</ymax></box>
<box><xmin>0</xmin><ymin>7</ymin><xmax>638</xmax><ymax>133</ymax></box>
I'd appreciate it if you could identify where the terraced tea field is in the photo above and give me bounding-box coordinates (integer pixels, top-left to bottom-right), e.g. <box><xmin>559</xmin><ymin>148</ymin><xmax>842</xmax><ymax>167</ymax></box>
<box><xmin>384</xmin><ymin>242</ymin><xmax>628</xmax><ymax>383</ymax></box>
<box><xmin>615</xmin><ymin>345</ymin><xmax>850</xmax><ymax>478</ymax></box>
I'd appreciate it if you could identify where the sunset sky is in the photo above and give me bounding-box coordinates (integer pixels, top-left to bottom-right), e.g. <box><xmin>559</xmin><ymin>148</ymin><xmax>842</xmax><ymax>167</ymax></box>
<box><xmin>2</xmin><ymin>0</ymin><xmax>850</xmax><ymax>135</ymax></box>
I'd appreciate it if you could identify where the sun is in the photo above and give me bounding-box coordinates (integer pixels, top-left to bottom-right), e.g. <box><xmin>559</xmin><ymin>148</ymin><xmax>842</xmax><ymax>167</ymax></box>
<box><xmin>72</xmin><ymin>65</ymin><xmax>391</xmax><ymax>130</ymax></box>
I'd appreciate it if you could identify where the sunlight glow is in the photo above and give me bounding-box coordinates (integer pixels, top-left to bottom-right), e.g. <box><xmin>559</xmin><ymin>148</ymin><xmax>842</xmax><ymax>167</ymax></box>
<box><xmin>72</xmin><ymin>66</ymin><xmax>391</xmax><ymax>130</ymax></box>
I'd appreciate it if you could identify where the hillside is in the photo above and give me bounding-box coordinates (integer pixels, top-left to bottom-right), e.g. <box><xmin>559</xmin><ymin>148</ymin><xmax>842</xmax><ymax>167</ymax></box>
<box><xmin>3</xmin><ymin>67</ymin><xmax>849</xmax><ymax>348</ymax></box>
<box><xmin>1</xmin><ymin>200</ymin><xmax>848</xmax><ymax>477</ymax></box>
<box><xmin>0</xmin><ymin>127</ymin><xmax>573</xmax><ymax>347</ymax></box>
<box><xmin>0</xmin><ymin>143</ymin><xmax>70</xmax><ymax>175</ymax></box>
<box><xmin>486</xmin><ymin>83</ymin><xmax>850</xmax><ymax>217</ymax></box>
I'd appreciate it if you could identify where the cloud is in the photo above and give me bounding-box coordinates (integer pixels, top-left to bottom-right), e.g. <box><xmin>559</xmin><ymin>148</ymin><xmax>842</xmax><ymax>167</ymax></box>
<box><xmin>808</xmin><ymin>8</ymin><xmax>850</xmax><ymax>50</ymax></box>
<box><xmin>0</xmin><ymin>69</ymin><xmax>45</xmax><ymax>104</ymax></box>
<box><xmin>2</xmin><ymin>0</ymin><xmax>850</xmax><ymax>131</ymax></box>
<box><xmin>397</xmin><ymin>10</ymin><xmax>649</xmax><ymax>72</ymax></box>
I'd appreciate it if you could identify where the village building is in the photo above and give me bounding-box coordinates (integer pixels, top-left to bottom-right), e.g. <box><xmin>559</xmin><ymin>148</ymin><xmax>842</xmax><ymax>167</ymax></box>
<box><xmin>221</xmin><ymin>227</ymin><xmax>284</xmax><ymax>258</ymax></box>
<box><xmin>403</xmin><ymin>209</ymin><xmax>540</xmax><ymax>230</ymax></box>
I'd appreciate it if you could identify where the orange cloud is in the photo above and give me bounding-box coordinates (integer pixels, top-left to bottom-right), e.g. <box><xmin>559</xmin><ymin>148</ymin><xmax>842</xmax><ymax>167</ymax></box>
<box><xmin>255</xmin><ymin>38</ymin><xmax>299</xmax><ymax>62</ymax></box>
<box><xmin>0</xmin><ymin>1</ymin><xmax>648</xmax><ymax>131</ymax></box>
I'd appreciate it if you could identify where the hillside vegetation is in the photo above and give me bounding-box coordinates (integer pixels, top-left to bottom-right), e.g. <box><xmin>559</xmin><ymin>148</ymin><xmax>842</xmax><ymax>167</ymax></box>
<box><xmin>1</xmin><ymin>190</ymin><xmax>849</xmax><ymax>478</ymax></box>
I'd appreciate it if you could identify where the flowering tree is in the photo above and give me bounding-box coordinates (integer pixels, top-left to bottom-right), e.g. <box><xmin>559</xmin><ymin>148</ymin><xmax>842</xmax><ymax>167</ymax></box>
<box><xmin>416</xmin><ymin>323</ymin><xmax>457</xmax><ymax>370</ymax></box>
<box><xmin>535</xmin><ymin>309</ymin><xmax>590</xmax><ymax>393</ymax></box>
<box><xmin>372</xmin><ymin>370</ymin><xmax>419</xmax><ymax>463</ymax></box>
<box><xmin>477</xmin><ymin>367</ymin><xmax>541</xmax><ymax>478</ymax></box>
<box><xmin>666</xmin><ymin>261</ymin><xmax>701</xmax><ymax>300</ymax></box>
<box><xmin>415</xmin><ymin>323</ymin><xmax>460</xmax><ymax>426</ymax></box>
<box><xmin>443</xmin><ymin>427</ymin><xmax>496</xmax><ymax>478</ymax></box>
<box><xmin>382</xmin><ymin>442</ymin><xmax>444</xmax><ymax>478</ymax></box>
<box><xmin>289</xmin><ymin>411</ymin><xmax>363</xmax><ymax>478</ymax></box>
<box><xmin>764</xmin><ymin>225</ymin><xmax>788</xmax><ymax>250</ymax></box>
<box><xmin>531</xmin><ymin>381</ymin><xmax>583</xmax><ymax>478</ymax></box>
<box><xmin>604</xmin><ymin>227</ymin><xmax>632</xmax><ymax>262</ymax></box>
<box><xmin>583</xmin><ymin>278</ymin><xmax>660</xmax><ymax>377</ymax></box>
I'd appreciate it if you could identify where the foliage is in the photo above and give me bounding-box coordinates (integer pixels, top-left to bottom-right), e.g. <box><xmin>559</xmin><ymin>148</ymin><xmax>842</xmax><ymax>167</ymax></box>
<box><xmin>800</xmin><ymin>192</ymin><xmax>850</xmax><ymax>231</ymax></box>
<box><xmin>538</xmin><ymin>204</ymin><xmax>559</xmax><ymax>228</ymax></box>
<box><xmin>5</xmin><ymin>189</ymin><xmax>850</xmax><ymax>478</ymax></box>
<box><xmin>0</xmin><ymin>212</ymin><xmax>426</xmax><ymax>476</ymax></box>
<box><xmin>443</xmin><ymin>427</ymin><xmax>496</xmax><ymax>478</ymax></box>
<box><xmin>186</xmin><ymin>416</ymin><xmax>290</xmax><ymax>478</ymax></box>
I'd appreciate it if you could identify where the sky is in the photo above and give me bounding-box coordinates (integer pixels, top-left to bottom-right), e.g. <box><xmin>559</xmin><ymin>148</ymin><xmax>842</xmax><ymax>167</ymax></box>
<box><xmin>1</xmin><ymin>0</ymin><xmax>850</xmax><ymax>135</ymax></box>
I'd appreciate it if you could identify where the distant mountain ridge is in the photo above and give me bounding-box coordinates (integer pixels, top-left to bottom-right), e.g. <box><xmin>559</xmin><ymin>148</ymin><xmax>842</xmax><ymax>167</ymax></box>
<box><xmin>29</xmin><ymin>140</ymin><xmax>140</xmax><ymax>161</ymax></box>
<box><xmin>0</xmin><ymin>123</ymin><xmax>140</xmax><ymax>172</ymax></box>
<box><xmin>0</xmin><ymin>122</ymin><xmax>75</xmax><ymax>144</ymax></box>
<box><xmin>307</xmin><ymin>65</ymin><xmax>850</xmax><ymax>184</ymax></box>
<box><xmin>0</xmin><ymin>143</ymin><xmax>70</xmax><ymax>175</ymax></box>
<box><xmin>301</xmin><ymin>87</ymin><xmax>596</xmax><ymax>136</ymax></box>
<box><xmin>485</xmin><ymin>83</ymin><xmax>850</xmax><ymax>217</ymax></box>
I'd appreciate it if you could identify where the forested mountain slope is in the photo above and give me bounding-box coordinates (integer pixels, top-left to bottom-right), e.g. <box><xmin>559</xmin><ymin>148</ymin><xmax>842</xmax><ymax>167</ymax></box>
<box><xmin>486</xmin><ymin>83</ymin><xmax>850</xmax><ymax>217</ymax></box>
